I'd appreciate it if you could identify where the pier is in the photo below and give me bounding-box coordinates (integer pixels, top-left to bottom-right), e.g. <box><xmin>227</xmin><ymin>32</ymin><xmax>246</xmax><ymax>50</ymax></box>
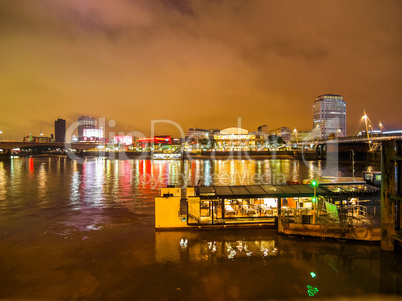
<box><xmin>381</xmin><ymin>140</ymin><xmax>402</xmax><ymax>251</ymax></box>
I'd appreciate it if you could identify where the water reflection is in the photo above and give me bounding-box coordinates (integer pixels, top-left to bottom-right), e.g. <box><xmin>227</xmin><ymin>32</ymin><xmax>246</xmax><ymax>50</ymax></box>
<box><xmin>70</xmin><ymin>161</ymin><xmax>80</xmax><ymax>205</ymax></box>
<box><xmin>81</xmin><ymin>159</ymin><xmax>105</xmax><ymax>207</ymax></box>
<box><xmin>1</xmin><ymin>157</ymin><xmax>401</xmax><ymax>300</ymax></box>
<box><xmin>37</xmin><ymin>163</ymin><xmax>47</xmax><ymax>201</ymax></box>
<box><xmin>0</xmin><ymin>157</ymin><xmax>368</xmax><ymax>211</ymax></box>
<box><xmin>153</xmin><ymin>229</ymin><xmax>401</xmax><ymax>299</ymax></box>
<box><xmin>156</xmin><ymin>231</ymin><xmax>278</xmax><ymax>262</ymax></box>
<box><xmin>0</xmin><ymin>162</ymin><xmax>6</xmax><ymax>201</ymax></box>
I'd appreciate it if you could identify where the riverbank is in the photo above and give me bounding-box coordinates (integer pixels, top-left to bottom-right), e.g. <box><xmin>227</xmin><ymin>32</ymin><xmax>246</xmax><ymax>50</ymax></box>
<box><xmin>72</xmin><ymin>150</ymin><xmax>313</xmax><ymax>160</ymax></box>
<box><xmin>1</xmin><ymin>150</ymin><xmax>380</xmax><ymax>164</ymax></box>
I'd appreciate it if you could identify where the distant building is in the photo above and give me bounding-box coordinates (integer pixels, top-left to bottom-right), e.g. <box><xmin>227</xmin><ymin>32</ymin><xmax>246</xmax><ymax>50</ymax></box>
<box><xmin>186</xmin><ymin>128</ymin><xmax>210</xmax><ymax>143</ymax></box>
<box><xmin>138</xmin><ymin>136</ymin><xmax>171</xmax><ymax>147</ymax></box>
<box><xmin>290</xmin><ymin>130</ymin><xmax>312</xmax><ymax>143</ymax></box>
<box><xmin>313</xmin><ymin>94</ymin><xmax>346</xmax><ymax>139</ymax></box>
<box><xmin>186</xmin><ymin>128</ymin><xmax>220</xmax><ymax>144</ymax></box>
<box><xmin>257</xmin><ymin>125</ymin><xmax>269</xmax><ymax>140</ymax></box>
<box><xmin>82</xmin><ymin>128</ymin><xmax>103</xmax><ymax>141</ymax></box>
<box><xmin>214</xmin><ymin>127</ymin><xmax>263</xmax><ymax>150</ymax></box>
<box><xmin>54</xmin><ymin>119</ymin><xmax>66</xmax><ymax>143</ymax></box>
<box><xmin>112</xmin><ymin>135</ymin><xmax>134</xmax><ymax>145</ymax></box>
<box><xmin>257</xmin><ymin>125</ymin><xmax>268</xmax><ymax>134</ymax></box>
<box><xmin>78</xmin><ymin>116</ymin><xmax>96</xmax><ymax>141</ymax></box>
<box><xmin>269</xmin><ymin>127</ymin><xmax>291</xmax><ymax>142</ymax></box>
<box><xmin>23</xmin><ymin>134</ymin><xmax>52</xmax><ymax>143</ymax></box>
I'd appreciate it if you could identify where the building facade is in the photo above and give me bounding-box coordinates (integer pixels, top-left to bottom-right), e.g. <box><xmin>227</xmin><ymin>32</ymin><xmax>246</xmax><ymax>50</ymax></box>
<box><xmin>186</xmin><ymin>128</ymin><xmax>210</xmax><ymax>143</ymax></box>
<box><xmin>269</xmin><ymin>127</ymin><xmax>291</xmax><ymax>142</ymax></box>
<box><xmin>257</xmin><ymin>125</ymin><xmax>269</xmax><ymax>139</ymax></box>
<box><xmin>313</xmin><ymin>94</ymin><xmax>346</xmax><ymax>139</ymax></box>
<box><xmin>214</xmin><ymin>127</ymin><xmax>263</xmax><ymax>150</ymax></box>
<box><xmin>138</xmin><ymin>136</ymin><xmax>171</xmax><ymax>147</ymax></box>
<box><xmin>23</xmin><ymin>135</ymin><xmax>52</xmax><ymax>143</ymax></box>
<box><xmin>78</xmin><ymin>116</ymin><xmax>96</xmax><ymax>141</ymax></box>
<box><xmin>54</xmin><ymin>119</ymin><xmax>66</xmax><ymax>143</ymax></box>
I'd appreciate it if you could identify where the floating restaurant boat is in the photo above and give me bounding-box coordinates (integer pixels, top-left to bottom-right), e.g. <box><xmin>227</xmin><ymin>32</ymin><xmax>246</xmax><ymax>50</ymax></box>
<box><xmin>154</xmin><ymin>182</ymin><xmax>381</xmax><ymax>241</ymax></box>
<box><xmin>152</xmin><ymin>153</ymin><xmax>182</xmax><ymax>160</ymax></box>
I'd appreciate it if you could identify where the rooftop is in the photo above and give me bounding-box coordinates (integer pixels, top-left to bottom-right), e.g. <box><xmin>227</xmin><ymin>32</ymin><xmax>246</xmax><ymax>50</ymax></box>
<box><xmin>196</xmin><ymin>183</ymin><xmax>379</xmax><ymax>199</ymax></box>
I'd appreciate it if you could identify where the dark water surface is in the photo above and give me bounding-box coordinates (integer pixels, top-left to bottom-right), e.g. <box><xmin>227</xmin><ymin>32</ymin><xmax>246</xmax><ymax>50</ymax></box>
<box><xmin>0</xmin><ymin>156</ymin><xmax>401</xmax><ymax>300</ymax></box>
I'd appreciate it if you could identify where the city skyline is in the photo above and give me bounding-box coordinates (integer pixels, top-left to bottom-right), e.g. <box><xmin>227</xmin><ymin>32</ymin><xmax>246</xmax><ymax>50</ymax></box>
<box><xmin>1</xmin><ymin>1</ymin><xmax>401</xmax><ymax>140</ymax></box>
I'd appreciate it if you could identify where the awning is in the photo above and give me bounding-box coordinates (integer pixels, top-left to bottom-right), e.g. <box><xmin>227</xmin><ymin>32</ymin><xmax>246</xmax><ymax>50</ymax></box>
<box><xmin>196</xmin><ymin>183</ymin><xmax>379</xmax><ymax>199</ymax></box>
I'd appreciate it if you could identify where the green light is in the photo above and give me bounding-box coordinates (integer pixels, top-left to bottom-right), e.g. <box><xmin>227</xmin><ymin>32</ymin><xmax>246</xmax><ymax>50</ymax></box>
<box><xmin>310</xmin><ymin>272</ymin><xmax>316</xmax><ymax>278</ymax></box>
<box><xmin>307</xmin><ymin>285</ymin><xmax>319</xmax><ymax>296</ymax></box>
<box><xmin>311</xmin><ymin>180</ymin><xmax>317</xmax><ymax>187</ymax></box>
<box><xmin>312</xmin><ymin>197</ymin><xmax>317</xmax><ymax>202</ymax></box>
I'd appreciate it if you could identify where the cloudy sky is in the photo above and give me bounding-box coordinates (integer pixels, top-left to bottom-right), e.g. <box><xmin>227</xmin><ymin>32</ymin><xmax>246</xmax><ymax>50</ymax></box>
<box><xmin>1</xmin><ymin>0</ymin><xmax>401</xmax><ymax>140</ymax></box>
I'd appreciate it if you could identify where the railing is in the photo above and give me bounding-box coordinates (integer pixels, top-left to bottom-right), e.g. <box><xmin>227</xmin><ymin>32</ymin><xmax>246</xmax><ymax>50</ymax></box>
<box><xmin>349</xmin><ymin>205</ymin><xmax>367</xmax><ymax>219</ymax></box>
<box><xmin>281</xmin><ymin>204</ymin><xmax>371</xmax><ymax>227</ymax></box>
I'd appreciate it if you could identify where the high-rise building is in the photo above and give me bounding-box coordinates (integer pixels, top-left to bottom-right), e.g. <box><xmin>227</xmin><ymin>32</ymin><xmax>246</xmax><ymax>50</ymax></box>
<box><xmin>78</xmin><ymin>116</ymin><xmax>96</xmax><ymax>141</ymax></box>
<box><xmin>313</xmin><ymin>94</ymin><xmax>346</xmax><ymax>139</ymax></box>
<box><xmin>54</xmin><ymin>119</ymin><xmax>66</xmax><ymax>143</ymax></box>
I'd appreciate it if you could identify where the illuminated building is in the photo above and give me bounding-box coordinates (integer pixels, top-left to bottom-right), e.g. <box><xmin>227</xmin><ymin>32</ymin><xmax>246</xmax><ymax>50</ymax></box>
<box><xmin>112</xmin><ymin>135</ymin><xmax>134</xmax><ymax>145</ymax></box>
<box><xmin>23</xmin><ymin>135</ymin><xmax>52</xmax><ymax>143</ymax></box>
<box><xmin>82</xmin><ymin>128</ymin><xmax>103</xmax><ymax>141</ymax></box>
<box><xmin>54</xmin><ymin>119</ymin><xmax>66</xmax><ymax>143</ymax></box>
<box><xmin>313</xmin><ymin>94</ymin><xmax>346</xmax><ymax>139</ymax></box>
<box><xmin>78</xmin><ymin>116</ymin><xmax>96</xmax><ymax>141</ymax></box>
<box><xmin>186</xmin><ymin>128</ymin><xmax>209</xmax><ymax>144</ymax></box>
<box><xmin>214</xmin><ymin>128</ymin><xmax>263</xmax><ymax>150</ymax></box>
<box><xmin>186</xmin><ymin>128</ymin><xmax>219</xmax><ymax>144</ymax></box>
<box><xmin>290</xmin><ymin>130</ymin><xmax>313</xmax><ymax>143</ymax></box>
<box><xmin>269</xmin><ymin>127</ymin><xmax>291</xmax><ymax>142</ymax></box>
<box><xmin>139</xmin><ymin>136</ymin><xmax>171</xmax><ymax>147</ymax></box>
<box><xmin>257</xmin><ymin>125</ymin><xmax>269</xmax><ymax>139</ymax></box>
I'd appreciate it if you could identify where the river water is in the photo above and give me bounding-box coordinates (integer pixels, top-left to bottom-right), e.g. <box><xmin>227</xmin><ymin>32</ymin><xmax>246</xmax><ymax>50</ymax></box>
<box><xmin>0</xmin><ymin>156</ymin><xmax>401</xmax><ymax>300</ymax></box>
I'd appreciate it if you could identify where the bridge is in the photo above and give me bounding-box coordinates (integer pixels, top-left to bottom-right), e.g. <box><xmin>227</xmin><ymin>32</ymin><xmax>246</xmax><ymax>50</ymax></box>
<box><xmin>294</xmin><ymin>131</ymin><xmax>402</xmax><ymax>161</ymax></box>
<box><xmin>297</xmin><ymin>131</ymin><xmax>402</xmax><ymax>146</ymax></box>
<box><xmin>296</xmin><ymin>110</ymin><xmax>402</xmax><ymax>154</ymax></box>
<box><xmin>0</xmin><ymin>141</ymin><xmax>100</xmax><ymax>153</ymax></box>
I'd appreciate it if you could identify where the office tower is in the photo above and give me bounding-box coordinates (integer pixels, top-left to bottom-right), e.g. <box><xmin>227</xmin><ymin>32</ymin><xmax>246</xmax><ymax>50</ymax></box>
<box><xmin>78</xmin><ymin>116</ymin><xmax>96</xmax><ymax>141</ymax></box>
<box><xmin>313</xmin><ymin>94</ymin><xmax>346</xmax><ymax>139</ymax></box>
<box><xmin>54</xmin><ymin>118</ymin><xmax>66</xmax><ymax>143</ymax></box>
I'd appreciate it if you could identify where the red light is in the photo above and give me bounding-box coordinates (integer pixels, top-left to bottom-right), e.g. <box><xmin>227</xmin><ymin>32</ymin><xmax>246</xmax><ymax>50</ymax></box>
<box><xmin>29</xmin><ymin>158</ymin><xmax>34</xmax><ymax>173</ymax></box>
<box><xmin>139</xmin><ymin>137</ymin><xmax>171</xmax><ymax>144</ymax></box>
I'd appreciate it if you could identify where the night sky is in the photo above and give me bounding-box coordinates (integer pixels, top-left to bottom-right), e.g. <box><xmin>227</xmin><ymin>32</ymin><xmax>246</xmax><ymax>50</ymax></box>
<box><xmin>1</xmin><ymin>0</ymin><xmax>401</xmax><ymax>140</ymax></box>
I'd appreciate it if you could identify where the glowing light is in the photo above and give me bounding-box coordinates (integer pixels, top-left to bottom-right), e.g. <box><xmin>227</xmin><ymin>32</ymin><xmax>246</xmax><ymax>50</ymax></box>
<box><xmin>311</xmin><ymin>180</ymin><xmax>318</xmax><ymax>187</ymax></box>
<box><xmin>310</xmin><ymin>272</ymin><xmax>316</xmax><ymax>278</ymax></box>
<box><xmin>29</xmin><ymin>157</ymin><xmax>34</xmax><ymax>173</ymax></box>
<box><xmin>113</xmin><ymin>135</ymin><xmax>133</xmax><ymax>145</ymax></box>
<box><xmin>83</xmin><ymin>128</ymin><xmax>103</xmax><ymax>138</ymax></box>
<box><xmin>307</xmin><ymin>285</ymin><xmax>319</xmax><ymax>296</ymax></box>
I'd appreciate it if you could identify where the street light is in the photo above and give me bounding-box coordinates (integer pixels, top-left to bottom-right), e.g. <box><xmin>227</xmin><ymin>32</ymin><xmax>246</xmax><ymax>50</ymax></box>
<box><xmin>311</xmin><ymin>180</ymin><xmax>318</xmax><ymax>224</ymax></box>
<box><xmin>311</xmin><ymin>180</ymin><xmax>318</xmax><ymax>198</ymax></box>
<box><xmin>293</xmin><ymin>128</ymin><xmax>298</xmax><ymax>144</ymax></box>
<box><xmin>335</xmin><ymin>128</ymin><xmax>340</xmax><ymax>138</ymax></box>
<box><xmin>379</xmin><ymin>121</ymin><xmax>384</xmax><ymax>133</ymax></box>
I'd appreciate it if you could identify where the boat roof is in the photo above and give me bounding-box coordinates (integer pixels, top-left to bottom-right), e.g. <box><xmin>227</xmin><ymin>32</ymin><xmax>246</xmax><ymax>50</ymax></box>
<box><xmin>196</xmin><ymin>183</ymin><xmax>379</xmax><ymax>199</ymax></box>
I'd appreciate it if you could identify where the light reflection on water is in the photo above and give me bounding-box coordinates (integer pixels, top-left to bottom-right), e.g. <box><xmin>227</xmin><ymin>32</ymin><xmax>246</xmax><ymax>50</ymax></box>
<box><xmin>0</xmin><ymin>156</ymin><xmax>399</xmax><ymax>300</ymax></box>
<box><xmin>156</xmin><ymin>231</ymin><xmax>278</xmax><ymax>262</ymax></box>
